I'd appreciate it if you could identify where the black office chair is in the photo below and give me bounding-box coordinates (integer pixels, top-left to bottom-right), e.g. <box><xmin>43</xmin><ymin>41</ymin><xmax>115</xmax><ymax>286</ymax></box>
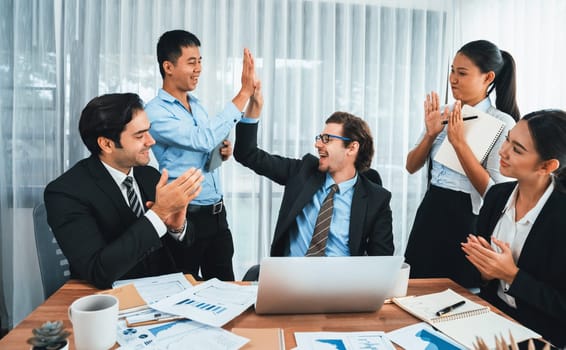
<box><xmin>32</xmin><ymin>202</ymin><xmax>70</xmax><ymax>299</ymax></box>
<box><xmin>361</xmin><ymin>168</ymin><xmax>382</xmax><ymax>186</ymax></box>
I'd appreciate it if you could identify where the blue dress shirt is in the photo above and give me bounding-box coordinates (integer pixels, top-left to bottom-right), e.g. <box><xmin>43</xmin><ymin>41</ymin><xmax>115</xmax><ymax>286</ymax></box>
<box><xmin>288</xmin><ymin>173</ymin><xmax>358</xmax><ymax>256</ymax></box>
<box><xmin>145</xmin><ymin>89</ymin><xmax>242</xmax><ymax>205</ymax></box>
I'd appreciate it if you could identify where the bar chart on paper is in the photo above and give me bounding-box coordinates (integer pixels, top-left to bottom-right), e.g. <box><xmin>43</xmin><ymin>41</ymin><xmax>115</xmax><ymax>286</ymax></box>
<box><xmin>150</xmin><ymin>278</ymin><xmax>257</xmax><ymax>327</ymax></box>
<box><xmin>174</xmin><ymin>298</ymin><xmax>228</xmax><ymax>315</ymax></box>
<box><xmin>294</xmin><ymin>331</ymin><xmax>396</xmax><ymax>350</ymax></box>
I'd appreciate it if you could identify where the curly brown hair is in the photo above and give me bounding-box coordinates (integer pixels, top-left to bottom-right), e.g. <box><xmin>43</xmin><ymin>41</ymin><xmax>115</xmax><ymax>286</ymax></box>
<box><xmin>325</xmin><ymin>111</ymin><xmax>374</xmax><ymax>172</ymax></box>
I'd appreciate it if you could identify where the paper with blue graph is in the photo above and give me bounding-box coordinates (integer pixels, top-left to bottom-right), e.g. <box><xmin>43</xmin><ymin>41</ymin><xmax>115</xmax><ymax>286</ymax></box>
<box><xmin>294</xmin><ymin>331</ymin><xmax>395</xmax><ymax>350</ymax></box>
<box><xmin>150</xmin><ymin>278</ymin><xmax>258</xmax><ymax>327</ymax></box>
<box><xmin>386</xmin><ymin>322</ymin><xmax>466</xmax><ymax>350</ymax></box>
<box><xmin>116</xmin><ymin>319</ymin><xmax>249</xmax><ymax>350</ymax></box>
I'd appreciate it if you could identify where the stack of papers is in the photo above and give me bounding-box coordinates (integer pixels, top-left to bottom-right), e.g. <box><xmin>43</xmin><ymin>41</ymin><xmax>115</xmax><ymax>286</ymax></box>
<box><xmin>105</xmin><ymin>274</ymin><xmax>258</xmax><ymax>349</ymax></box>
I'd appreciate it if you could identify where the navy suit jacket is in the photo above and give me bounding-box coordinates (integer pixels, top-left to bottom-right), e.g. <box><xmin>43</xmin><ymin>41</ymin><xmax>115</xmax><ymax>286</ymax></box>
<box><xmin>44</xmin><ymin>156</ymin><xmax>189</xmax><ymax>289</ymax></box>
<box><xmin>234</xmin><ymin>122</ymin><xmax>394</xmax><ymax>257</ymax></box>
<box><xmin>477</xmin><ymin>181</ymin><xmax>566</xmax><ymax>347</ymax></box>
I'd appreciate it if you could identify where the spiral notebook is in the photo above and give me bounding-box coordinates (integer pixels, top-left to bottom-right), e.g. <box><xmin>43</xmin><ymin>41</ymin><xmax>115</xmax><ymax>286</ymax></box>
<box><xmin>434</xmin><ymin>105</ymin><xmax>505</xmax><ymax>175</ymax></box>
<box><xmin>393</xmin><ymin>289</ymin><xmax>540</xmax><ymax>349</ymax></box>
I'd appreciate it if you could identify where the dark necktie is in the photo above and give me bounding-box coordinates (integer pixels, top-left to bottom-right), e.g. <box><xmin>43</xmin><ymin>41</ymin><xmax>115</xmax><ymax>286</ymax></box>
<box><xmin>123</xmin><ymin>176</ymin><xmax>144</xmax><ymax>217</ymax></box>
<box><xmin>306</xmin><ymin>184</ymin><xmax>339</xmax><ymax>257</ymax></box>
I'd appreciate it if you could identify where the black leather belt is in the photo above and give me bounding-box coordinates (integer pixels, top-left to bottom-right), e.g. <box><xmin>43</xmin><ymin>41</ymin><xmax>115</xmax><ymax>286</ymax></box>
<box><xmin>188</xmin><ymin>200</ymin><xmax>223</xmax><ymax>215</ymax></box>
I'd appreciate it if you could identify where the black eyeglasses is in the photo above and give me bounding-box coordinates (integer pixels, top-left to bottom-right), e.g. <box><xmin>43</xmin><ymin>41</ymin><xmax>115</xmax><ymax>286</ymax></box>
<box><xmin>315</xmin><ymin>133</ymin><xmax>352</xmax><ymax>144</ymax></box>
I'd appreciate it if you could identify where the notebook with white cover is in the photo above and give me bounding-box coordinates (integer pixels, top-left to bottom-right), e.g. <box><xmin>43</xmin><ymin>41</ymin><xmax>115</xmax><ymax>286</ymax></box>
<box><xmin>433</xmin><ymin>104</ymin><xmax>505</xmax><ymax>175</ymax></box>
<box><xmin>393</xmin><ymin>289</ymin><xmax>540</xmax><ymax>350</ymax></box>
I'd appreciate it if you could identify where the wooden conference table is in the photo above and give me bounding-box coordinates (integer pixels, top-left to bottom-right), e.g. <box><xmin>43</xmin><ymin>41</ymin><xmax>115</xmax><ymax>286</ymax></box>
<box><xmin>0</xmin><ymin>278</ymin><xmax>507</xmax><ymax>349</ymax></box>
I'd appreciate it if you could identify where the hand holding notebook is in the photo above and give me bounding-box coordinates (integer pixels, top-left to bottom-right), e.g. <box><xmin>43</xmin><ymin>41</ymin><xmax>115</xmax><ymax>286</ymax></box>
<box><xmin>434</xmin><ymin>104</ymin><xmax>505</xmax><ymax>175</ymax></box>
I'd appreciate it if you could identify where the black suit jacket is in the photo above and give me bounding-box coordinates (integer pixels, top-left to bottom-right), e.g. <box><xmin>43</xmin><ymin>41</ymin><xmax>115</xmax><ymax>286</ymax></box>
<box><xmin>234</xmin><ymin>122</ymin><xmax>394</xmax><ymax>257</ymax></box>
<box><xmin>44</xmin><ymin>156</ymin><xmax>188</xmax><ymax>289</ymax></box>
<box><xmin>477</xmin><ymin>182</ymin><xmax>566</xmax><ymax>347</ymax></box>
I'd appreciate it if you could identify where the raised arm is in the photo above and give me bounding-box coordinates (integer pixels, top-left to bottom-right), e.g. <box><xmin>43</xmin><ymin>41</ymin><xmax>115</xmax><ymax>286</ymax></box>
<box><xmin>406</xmin><ymin>92</ymin><xmax>445</xmax><ymax>173</ymax></box>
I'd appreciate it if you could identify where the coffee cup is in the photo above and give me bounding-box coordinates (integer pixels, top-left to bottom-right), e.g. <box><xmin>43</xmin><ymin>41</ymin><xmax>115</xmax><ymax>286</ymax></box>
<box><xmin>389</xmin><ymin>262</ymin><xmax>411</xmax><ymax>298</ymax></box>
<box><xmin>68</xmin><ymin>294</ymin><xmax>119</xmax><ymax>350</ymax></box>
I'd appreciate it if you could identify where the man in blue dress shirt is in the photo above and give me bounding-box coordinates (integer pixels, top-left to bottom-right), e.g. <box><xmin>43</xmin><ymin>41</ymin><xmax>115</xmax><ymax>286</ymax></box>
<box><xmin>234</xmin><ymin>83</ymin><xmax>394</xmax><ymax>280</ymax></box>
<box><xmin>145</xmin><ymin>30</ymin><xmax>256</xmax><ymax>280</ymax></box>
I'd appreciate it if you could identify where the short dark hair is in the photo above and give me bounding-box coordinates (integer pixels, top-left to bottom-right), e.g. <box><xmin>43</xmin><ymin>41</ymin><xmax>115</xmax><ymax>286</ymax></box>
<box><xmin>78</xmin><ymin>93</ymin><xmax>144</xmax><ymax>155</ymax></box>
<box><xmin>325</xmin><ymin>112</ymin><xmax>374</xmax><ymax>172</ymax></box>
<box><xmin>157</xmin><ymin>30</ymin><xmax>201</xmax><ymax>78</ymax></box>
<box><xmin>523</xmin><ymin>109</ymin><xmax>566</xmax><ymax>190</ymax></box>
<box><xmin>458</xmin><ymin>40</ymin><xmax>520</xmax><ymax>121</ymax></box>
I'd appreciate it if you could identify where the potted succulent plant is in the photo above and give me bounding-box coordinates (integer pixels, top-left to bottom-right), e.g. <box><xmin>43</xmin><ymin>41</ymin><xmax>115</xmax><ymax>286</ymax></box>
<box><xmin>27</xmin><ymin>320</ymin><xmax>71</xmax><ymax>350</ymax></box>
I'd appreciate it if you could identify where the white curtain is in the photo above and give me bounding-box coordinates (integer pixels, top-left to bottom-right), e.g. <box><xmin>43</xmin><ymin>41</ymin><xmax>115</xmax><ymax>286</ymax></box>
<box><xmin>3</xmin><ymin>0</ymin><xmax>564</xmax><ymax>330</ymax></box>
<box><xmin>457</xmin><ymin>0</ymin><xmax>566</xmax><ymax>113</ymax></box>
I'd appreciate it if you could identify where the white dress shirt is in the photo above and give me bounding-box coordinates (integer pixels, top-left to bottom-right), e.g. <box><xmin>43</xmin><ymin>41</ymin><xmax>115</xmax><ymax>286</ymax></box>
<box><xmin>492</xmin><ymin>179</ymin><xmax>555</xmax><ymax>308</ymax></box>
<box><xmin>101</xmin><ymin>161</ymin><xmax>186</xmax><ymax>241</ymax></box>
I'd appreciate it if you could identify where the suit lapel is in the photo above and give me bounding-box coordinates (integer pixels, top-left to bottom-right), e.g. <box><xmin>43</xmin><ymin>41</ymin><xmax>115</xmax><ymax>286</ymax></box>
<box><xmin>134</xmin><ymin>167</ymin><xmax>156</xmax><ymax>205</ymax></box>
<box><xmin>276</xmin><ymin>171</ymin><xmax>325</xmax><ymax>240</ymax></box>
<box><xmin>517</xmin><ymin>190</ymin><xmax>560</xmax><ymax>267</ymax></box>
<box><xmin>349</xmin><ymin>177</ymin><xmax>367</xmax><ymax>254</ymax></box>
<box><xmin>86</xmin><ymin>156</ymin><xmax>136</xmax><ymax>218</ymax></box>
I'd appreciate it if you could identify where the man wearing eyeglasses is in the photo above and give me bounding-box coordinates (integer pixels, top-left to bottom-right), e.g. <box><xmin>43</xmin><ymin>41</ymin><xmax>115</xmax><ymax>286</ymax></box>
<box><xmin>234</xmin><ymin>82</ymin><xmax>393</xmax><ymax>266</ymax></box>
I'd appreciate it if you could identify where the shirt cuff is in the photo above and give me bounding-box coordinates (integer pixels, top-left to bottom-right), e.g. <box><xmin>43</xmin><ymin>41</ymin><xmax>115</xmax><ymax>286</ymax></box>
<box><xmin>240</xmin><ymin>117</ymin><xmax>260</xmax><ymax>124</ymax></box>
<box><xmin>168</xmin><ymin>230</ymin><xmax>186</xmax><ymax>241</ymax></box>
<box><xmin>145</xmin><ymin>210</ymin><xmax>167</xmax><ymax>238</ymax></box>
<box><xmin>224</xmin><ymin>102</ymin><xmax>244</xmax><ymax>123</ymax></box>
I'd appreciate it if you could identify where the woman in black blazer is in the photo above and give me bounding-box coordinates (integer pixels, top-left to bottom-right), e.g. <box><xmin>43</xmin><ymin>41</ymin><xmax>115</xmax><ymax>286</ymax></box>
<box><xmin>462</xmin><ymin>109</ymin><xmax>566</xmax><ymax>347</ymax></box>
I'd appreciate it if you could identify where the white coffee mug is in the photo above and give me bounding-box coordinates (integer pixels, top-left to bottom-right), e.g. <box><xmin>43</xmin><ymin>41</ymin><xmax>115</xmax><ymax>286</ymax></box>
<box><xmin>389</xmin><ymin>262</ymin><xmax>411</xmax><ymax>298</ymax></box>
<box><xmin>68</xmin><ymin>294</ymin><xmax>119</xmax><ymax>350</ymax></box>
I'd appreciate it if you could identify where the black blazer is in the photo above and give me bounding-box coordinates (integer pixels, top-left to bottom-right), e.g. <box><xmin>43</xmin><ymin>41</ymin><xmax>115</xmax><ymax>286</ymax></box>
<box><xmin>44</xmin><ymin>156</ymin><xmax>188</xmax><ymax>289</ymax></box>
<box><xmin>234</xmin><ymin>122</ymin><xmax>394</xmax><ymax>257</ymax></box>
<box><xmin>477</xmin><ymin>182</ymin><xmax>566</xmax><ymax>347</ymax></box>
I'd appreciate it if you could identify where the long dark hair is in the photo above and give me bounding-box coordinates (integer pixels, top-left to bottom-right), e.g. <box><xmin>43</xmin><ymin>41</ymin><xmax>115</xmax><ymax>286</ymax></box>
<box><xmin>458</xmin><ymin>40</ymin><xmax>520</xmax><ymax>121</ymax></box>
<box><xmin>523</xmin><ymin>109</ymin><xmax>566</xmax><ymax>190</ymax></box>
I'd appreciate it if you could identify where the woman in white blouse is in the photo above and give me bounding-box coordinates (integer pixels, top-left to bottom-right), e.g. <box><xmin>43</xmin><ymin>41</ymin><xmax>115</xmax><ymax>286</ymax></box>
<box><xmin>462</xmin><ymin>109</ymin><xmax>566</xmax><ymax>347</ymax></box>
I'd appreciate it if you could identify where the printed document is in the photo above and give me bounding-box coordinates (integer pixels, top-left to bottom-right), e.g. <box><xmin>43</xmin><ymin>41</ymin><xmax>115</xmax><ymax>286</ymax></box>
<box><xmin>387</xmin><ymin>322</ymin><xmax>466</xmax><ymax>350</ymax></box>
<box><xmin>116</xmin><ymin>319</ymin><xmax>248</xmax><ymax>350</ymax></box>
<box><xmin>150</xmin><ymin>278</ymin><xmax>258</xmax><ymax>327</ymax></box>
<box><xmin>294</xmin><ymin>331</ymin><xmax>396</xmax><ymax>350</ymax></box>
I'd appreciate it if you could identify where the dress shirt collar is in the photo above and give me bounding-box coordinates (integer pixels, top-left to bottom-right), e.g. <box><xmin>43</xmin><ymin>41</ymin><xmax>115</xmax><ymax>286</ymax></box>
<box><xmin>323</xmin><ymin>172</ymin><xmax>358</xmax><ymax>194</ymax></box>
<box><xmin>501</xmin><ymin>178</ymin><xmax>555</xmax><ymax>224</ymax></box>
<box><xmin>157</xmin><ymin>88</ymin><xmax>201</xmax><ymax>104</ymax></box>
<box><xmin>100</xmin><ymin>160</ymin><xmax>134</xmax><ymax>189</ymax></box>
<box><xmin>471</xmin><ymin>96</ymin><xmax>491</xmax><ymax>113</ymax></box>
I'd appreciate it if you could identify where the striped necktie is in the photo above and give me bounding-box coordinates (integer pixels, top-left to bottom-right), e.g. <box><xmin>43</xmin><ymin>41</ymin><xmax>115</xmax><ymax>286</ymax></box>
<box><xmin>306</xmin><ymin>184</ymin><xmax>339</xmax><ymax>257</ymax></box>
<box><xmin>123</xmin><ymin>176</ymin><xmax>144</xmax><ymax>217</ymax></box>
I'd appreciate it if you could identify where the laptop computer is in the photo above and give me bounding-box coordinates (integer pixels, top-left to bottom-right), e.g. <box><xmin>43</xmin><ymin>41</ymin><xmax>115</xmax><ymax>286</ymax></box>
<box><xmin>254</xmin><ymin>256</ymin><xmax>404</xmax><ymax>315</ymax></box>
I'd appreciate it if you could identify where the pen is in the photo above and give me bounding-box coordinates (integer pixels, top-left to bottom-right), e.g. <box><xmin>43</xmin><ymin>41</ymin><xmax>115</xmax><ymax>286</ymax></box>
<box><xmin>441</xmin><ymin>115</ymin><xmax>478</xmax><ymax>125</ymax></box>
<box><xmin>435</xmin><ymin>300</ymin><xmax>465</xmax><ymax>316</ymax></box>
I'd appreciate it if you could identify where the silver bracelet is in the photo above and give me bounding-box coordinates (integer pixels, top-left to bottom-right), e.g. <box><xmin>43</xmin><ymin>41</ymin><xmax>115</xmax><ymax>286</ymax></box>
<box><xmin>168</xmin><ymin>220</ymin><xmax>186</xmax><ymax>234</ymax></box>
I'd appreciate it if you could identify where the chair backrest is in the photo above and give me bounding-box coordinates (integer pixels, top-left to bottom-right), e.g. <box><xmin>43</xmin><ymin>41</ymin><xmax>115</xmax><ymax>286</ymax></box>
<box><xmin>32</xmin><ymin>202</ymin><xmax>70</xmax><ymax>299</ymax></box>
<box><xmin>361</xmin><ymin>168</ymin><xmax>382</xmax><ymax>186</ymax></box>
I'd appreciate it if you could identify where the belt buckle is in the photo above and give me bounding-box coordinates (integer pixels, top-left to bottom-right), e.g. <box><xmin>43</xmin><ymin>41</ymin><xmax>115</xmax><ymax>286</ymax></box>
<box><xmin>212</xmin><ymin>201</ymin><xmax>223</xmax><ymax>215</ymax></box>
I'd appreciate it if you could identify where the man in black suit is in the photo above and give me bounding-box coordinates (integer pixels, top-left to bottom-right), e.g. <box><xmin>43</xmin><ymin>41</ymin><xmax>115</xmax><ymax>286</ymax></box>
<box><xmin>234</xmin><ymin>83</ymin><xmax>394</xmax><ymax>265</ymax></box>
<box><xmin>44</xmin><ymin>93</ymin><xmax>203</xmax><ymax>289</ymax></box>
